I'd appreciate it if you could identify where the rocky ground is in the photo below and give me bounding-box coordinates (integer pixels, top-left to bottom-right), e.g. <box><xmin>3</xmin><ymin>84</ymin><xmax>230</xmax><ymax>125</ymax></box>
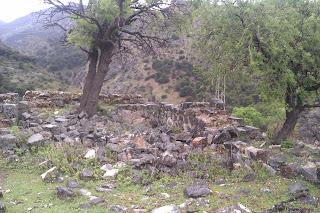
<box><xmin>0</xmin><ymin>91</ymin><xmax>319</xmax><ymax>212</ymax></box>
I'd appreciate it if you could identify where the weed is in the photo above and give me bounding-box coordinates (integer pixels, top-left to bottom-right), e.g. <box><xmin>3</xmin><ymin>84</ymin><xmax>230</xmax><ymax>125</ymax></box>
<box><xmin>281</xmin><ymin>139</ymin><xmax>294</xmax><ymax>149</ymax></box>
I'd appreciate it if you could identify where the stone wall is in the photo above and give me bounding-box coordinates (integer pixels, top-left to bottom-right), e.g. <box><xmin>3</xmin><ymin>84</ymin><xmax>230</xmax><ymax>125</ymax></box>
<box><xmin>116</xmin><ymin>102</ymin><xmax>246</xmax><ymax>138</ymax></box>
<box><xmin>23</xmin><ymin>91</ymin><xmax>144</xmax><ymax>108</ymax></box>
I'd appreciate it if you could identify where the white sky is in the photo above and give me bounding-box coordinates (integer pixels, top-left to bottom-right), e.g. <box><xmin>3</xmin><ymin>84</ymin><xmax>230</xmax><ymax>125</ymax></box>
<box><xmin>0</xmin><ymin>0</ymin><xmax>88</xmax><ymax>23</ymax></box>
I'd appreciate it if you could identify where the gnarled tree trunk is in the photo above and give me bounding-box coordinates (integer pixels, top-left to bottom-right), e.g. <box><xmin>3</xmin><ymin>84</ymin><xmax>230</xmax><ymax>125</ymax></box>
<box><xmin>272</xmin><ymin>86</ymin><xmax>303</xmax><ymax>144</ymax></box>
<box><xmin>79</xmin><ymin>43</ymin><xmax>114</xmax><ymax>116</ymax></box>
<box><xmin>272</xmin><ymin>108</ymin><xmax>301</xmax><ymax>144</ymax></box>
<box><xmin>79</xmin><ymin>49</ymin><xmax>98</xmax><ymax>111</ymax></box>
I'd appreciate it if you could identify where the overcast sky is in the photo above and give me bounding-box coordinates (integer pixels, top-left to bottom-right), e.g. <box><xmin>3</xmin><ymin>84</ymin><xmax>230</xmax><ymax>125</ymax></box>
<box><xmin>0</xmin><ymin>0</ymin><xmax>88</xmax><ymax>23</ymax></box>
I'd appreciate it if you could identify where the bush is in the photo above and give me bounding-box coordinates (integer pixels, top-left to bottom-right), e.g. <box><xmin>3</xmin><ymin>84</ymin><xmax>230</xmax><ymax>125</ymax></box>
<box><xmin>281</xmin><ymin>139</ymin><xmax>294</xmax><ymax>149</ymax></box>
<box><xmin>232</xmin><ymin>106</ymin><xmax>266</xmax><ymax>128</ymax></box>
<box><xmin>154</xmin><ymin>73</ymin><xmax>170</xmax><ymax>84</ymax></box>
<box><xmin>178</xmin><ymin>85</ymin><xmax>193</xmax><ymax>97</ymax></box>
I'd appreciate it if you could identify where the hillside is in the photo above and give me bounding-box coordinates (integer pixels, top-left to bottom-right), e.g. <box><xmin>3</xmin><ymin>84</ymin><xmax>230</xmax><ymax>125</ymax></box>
<box><xmin>0</xmin><ymin>40</ymin><xmax>64</xmax><ymax>94</ymax></box>
<box><xmin>0</xmin><ymin>11</ymin><xmax>258</xmax><ymax>106</ymax></box>
<box><xmin>0</xmin><ymin>13</ymin><xmax>86</xmax><ymax>84</ymax></box>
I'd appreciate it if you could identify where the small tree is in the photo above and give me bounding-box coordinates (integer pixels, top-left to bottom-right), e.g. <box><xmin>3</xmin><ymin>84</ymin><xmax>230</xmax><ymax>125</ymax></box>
<box><xmin>41</xmin><ymin>0</ymin><xmax>178</xmax><ymax>116</ymax></box>
<box><xmin>196</xmin><ymin>0</ymin><xmax>320</xmax><ymax>143</ymax></box>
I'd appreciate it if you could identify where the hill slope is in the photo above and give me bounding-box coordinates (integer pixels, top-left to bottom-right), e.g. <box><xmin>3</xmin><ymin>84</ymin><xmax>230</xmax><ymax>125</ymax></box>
<box><xmin>0</xmin><ymin>13</ymin><xmax>86</xmax><ymax>83</ymax></box>
<box><xmin>0</xmin><ymin>40</ymin><xmax>63</xmax><ymax>94</ymax></box>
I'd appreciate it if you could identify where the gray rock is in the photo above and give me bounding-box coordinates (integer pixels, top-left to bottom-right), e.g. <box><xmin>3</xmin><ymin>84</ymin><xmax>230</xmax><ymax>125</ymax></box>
<box><xmin>160</xmin><ymin>133</ymin><xmax>171</xmax><ymax>143</ymax></box>
<box><xmin>151</xmin><ymin>205</ymin><xmax>180</xmax><ymax>213</ymax></box>
<box><xmin>300</xmin><ymin>163</ymin><xmax>319</xmax><ymax>184</ymax></box>
<box><xmin>268</xmin><ymin>154</ymin><xmax>288</xmax><ymax>169</ymax></box>
<box><xmin>262</xmin><ymin>163</ymin><xmax>277</xmax><ymax>176</ymax></box>
<box><xmin>96</xmin><ymin>182</ymin><xmax>117</xmax><ymax>192</ymax></box>
<box><xmin>79</xmin><ymin>168</ymin><xmax>94</xmax><ymax>181</ymax></box>
<box><xmin>212</xmin><ymin>130</ymin><xmax>231</xmax><ymax>144</ymax></box>
<box><xmin>106</xmin><ymin>143</ymin><xmax>122</xmax><ymax>153</ymax></box>
<box><xmin>280</xmin><ymin>163</ymin><xmax>299</xmax><ymax>178</ymax></box>
<box><xmin>184</xmin><ymin>180</ymin><xmax>212</xmax><ymax>198</ymax></box>
<box><xmin>67</xmin><ymin>179</ymin><xmax>79</xmax><ymax>189</ymax></box>
<box><xmin>21</xmin><ymin>112</ymin><xmax>32</xmax><ymax>120</ymax></box>
<box><xmin>242</xmin><ymin>173</ymin><xmax>256</xmax><ymax>182</ymax></box>
<box><xmin>55</xmin><ymin>117</ymin><xmax>68</xmax><ymax>123</ymax></box>
<box><xmin>215</xmin><ymin>203</ymin><xmax>251</xmax><ymax>213</ymax></box>
<box><xmin>90</xmin><ymin>196</ymin><xmax>104</xmax><ymax>205</ymax></box>
<box><xmin>0</xmin><ymin>134</ymin><xmax>17</xmax><ymax>149</ymax></box>
<box><xmin>78</xmin><ymin>111</ymin><xmax>87</xmax><ymax>119</ymax></box>
<box><xmin>288</xmin><ymin>182</ymin><xmax>309</xmax><ymax>198</ymax></box>
<box><xmin>0</xmin><ymin>201</ymin><xmax>6</xmax><ymax>212</ymax></box>
<box><xmin>2</xmin><ymin>104</ymin><xmax>17</xmax><ymax>119</ymax></box>
<box><xmin>0</xmin><ymin>128</ymin><xmax>10</xmax><ymax>135</ymax></box>
<box><xmin>27</xmin><ymin>133</ymin><xmax>44</xmax><ymax>146</ymax></box>
<box><xmin>79</xmin><ymin>203</ymin><xmax>92</xmax><ymax>209</ymax></box>
<box><xmin>109</xmin><ymin>205</ymin><xmax>128</xmax><ymax>212</ymax></box>
<box><xmin>56</xmin><ymin>186</ymin><xmax>76</xmax><ymax>199</ymax></box>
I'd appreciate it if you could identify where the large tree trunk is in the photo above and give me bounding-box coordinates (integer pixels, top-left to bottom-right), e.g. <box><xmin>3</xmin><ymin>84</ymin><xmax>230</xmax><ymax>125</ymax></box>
<box><xmin>272</xmin><ymin>86</ymin><xmax>303</xmax><ymax>144</ymax></box>
<box><xmin>272</xmin><ymin>108</ymin><xmax>301</xmax><ymax>144</ymax></box>
<box><xmin>80</xmin><ymin>43</ymin><xmax>114</xmax><ymax>116</ymax></box>
<box><xmin>79</xmin><ymin>49</ymin><xmax>98</xmax><ymax>111</ymax></box>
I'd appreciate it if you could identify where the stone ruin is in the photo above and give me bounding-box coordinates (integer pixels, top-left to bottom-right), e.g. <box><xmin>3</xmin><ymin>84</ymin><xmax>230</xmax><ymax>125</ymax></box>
<box><xmin>0</xmin><ymin>90</ymin><xmax>319</xmax><ymax>185</ymax></box>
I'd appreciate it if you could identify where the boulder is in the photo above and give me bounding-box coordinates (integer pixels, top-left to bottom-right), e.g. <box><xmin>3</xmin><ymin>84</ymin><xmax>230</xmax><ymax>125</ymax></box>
<box><xmin>2</xmin><ymin>104</ymin><xmax>17</xmax><ymax>119</ymax></box>
<box><xmin>262</xmin><ymin>163</ymin><xmax>276</xmax><ymax>176</ymax></box>
<box><xmin>288</xmin><ymin>182</ymin><xmax>309</xmax><ymax>199</ymax></box>
<box><xmin>56</xmin><ymin>187</ymin><xmax>76</xmax><ymax>200</ymax></box>
<box><xmin>89</xmin><ymin>196</ymin><xmax>104</xmax><ymax>205</ymax></box>
<box><xmin>0</xmin><ymin>134</ymin><xmax>17</xmax><ymax>149</ymax></box>
<box><xmin>215</xmin><ymin>203</ymin><xmax>251</xmax><ymax>213</ymax></box>
<box><xmin>67</xmin><ymin>179</ymin><xmax>79</xmax><ymax>189</ymax></box>
<box><xmin>0</xmin><ymin>128</ymin><xmax>10</xmax><ymax>135</ymax></box>
<box><xmin>212</xmin><ymin>130</ymin><xmax>231</xmax><ymax>144</ymax></box>
<box><xmin>191</xmin><ymin>137</ymin><xmax>206</xmax><ymax>148</ymax></box>
<box><xmin>268</xmin><ymin>154</ymin><xmax>288</xmax><ymax>169</ymax></box>
<box><xmin>27</xmin><ymin>133</ymin><xmax>44</xmax><ymax>146</ymax></box>
<box><xmin>109</xmin><ymin>205</ymin><xmax>128</xmax><ymax>212</ymax></box>
<box><xmin>246</xmin><ymin>146</ymin><xmax>268</xmax><ymax>161</ymax></box>
<box><xmin>103</xmin><ymin>168</ymin><xmax>119</xmax><ymax>178</ymax></box>
<box><xmin>21</xmin><ymin>112</ymin><xmax>32</xmax><ymax>120</ymax></box>
<box><xmin>79</xmin><ymin>169</ymin><xmax>94</xmax><ymax>181</ymax></box>
<box><xmin>280</xmin><ymin>163</ymin><xmax>300</xmax><ymax>178</ymax></box>
<box><xmin>184</xmin><ymin>181</ymin><xmax>212</xmax><ymax>198</ymax></box>
<box><xmin>300</xmin><ymin>162</ymin><xmax>319</xmax><ymax>184</ymax></box>
<box><xmin>151</xmin><ymin>205</ymin><xmax>180</xmax><ymax>213</ymax></box>
<box><xmin>84</xmin><ymin>149</ymin><xmax>96</xmax><ymax>159</ymax></box>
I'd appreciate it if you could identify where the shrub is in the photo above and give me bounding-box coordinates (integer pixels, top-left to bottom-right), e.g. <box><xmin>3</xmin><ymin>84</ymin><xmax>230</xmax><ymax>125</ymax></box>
<box><xmin>232</xmin><ymin>106</ymin><xmax>266</xmax><ymax>128</ymax></box>
<box><xmin>281</xmin><ymin>138</ymin><xmax>294</xmax><ymax>149</ymax></box>
<box><xmin>178</xmin><ymin>85</ymin><xmax>193</xmax><ymax>97</ymax></box>
<box><xmin>154</xmin><ymin>73</ymin><xmax>169</xmax><ymax>84</ymax></box>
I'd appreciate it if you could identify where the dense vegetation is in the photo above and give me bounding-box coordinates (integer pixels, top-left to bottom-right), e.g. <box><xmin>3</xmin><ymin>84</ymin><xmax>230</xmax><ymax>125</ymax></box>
<box><xmin>0</xmin><ymin>41</ymin><xmax>63</xmax><ymax>95</ymax></box>
<box><xmin>188</xmin><ymin>0</ymin><xmax>320</xmax><ymax>142</ymax></box>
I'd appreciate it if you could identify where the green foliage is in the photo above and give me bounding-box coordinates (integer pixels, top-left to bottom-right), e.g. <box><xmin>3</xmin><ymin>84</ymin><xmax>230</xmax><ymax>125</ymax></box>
<box><xmin>193</xmin><ymin>0</ymin><xmax>320</xmax><ymax>139</ymax></box>
<box><xmin>232</xmin><ymin>106</ymin><xmax>266</xmax><ymax>128</ymax></box>
<box><xmin>10</xmin><ymin>126</ymin><xmax>29</xmax><ymax>148</ymax></box>
<box><xmin>36</xmin><ymin>144</ymin><xmax>101</xmax><ymax>176</ymax></box>
<box><xmin>281</xmin><ymin>138</ymin><xmax>294</xmax><ymax>149</ymax></box>
<box><xmin>68</xmin><ymin>0</ymin><xmax>132</xmax><ymax>48</ymax></box>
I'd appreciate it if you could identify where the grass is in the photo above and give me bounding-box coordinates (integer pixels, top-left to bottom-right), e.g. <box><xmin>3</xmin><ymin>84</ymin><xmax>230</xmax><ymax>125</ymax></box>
<box><xmin>0</xmin><ymin>148</ymin><xmax>319</xmax><ymax>213</ymax></box>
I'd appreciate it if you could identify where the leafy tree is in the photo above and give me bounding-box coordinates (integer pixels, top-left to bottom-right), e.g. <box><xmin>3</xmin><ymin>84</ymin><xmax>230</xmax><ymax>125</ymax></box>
<box><xmin>196</xmin><ymin>0</ymin><xmax>320</xmax><ymax>143</ymax></box>
<box><xmin>41</xmin><ymin>0</ymin><xmax>178</xmax><ymax>116</ymax></box>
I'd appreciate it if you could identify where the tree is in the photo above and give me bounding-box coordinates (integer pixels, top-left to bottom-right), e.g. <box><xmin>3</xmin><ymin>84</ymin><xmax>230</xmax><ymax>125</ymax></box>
<box><xmin>41</xmin><ymin>0</ymin><xmax>178</xmax><ymax>116</ymax></box>
<box><xmin>195</xmin><ymin>0</ymin><xmax>320</xmax><ymax>143</ymax></box>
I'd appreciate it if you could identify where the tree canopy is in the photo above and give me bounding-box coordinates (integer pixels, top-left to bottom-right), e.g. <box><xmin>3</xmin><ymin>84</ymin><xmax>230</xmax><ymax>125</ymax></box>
<box><xmin>194</xmin><ymin>0</ymin><xmax>320</xmax><ymax>142</ymax></box>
